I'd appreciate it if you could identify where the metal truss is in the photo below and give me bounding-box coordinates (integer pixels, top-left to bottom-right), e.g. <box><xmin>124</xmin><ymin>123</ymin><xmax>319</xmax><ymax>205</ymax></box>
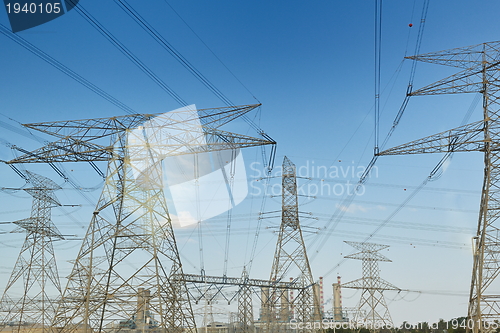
<box><xmin>237</xmin><ymin>269</ymin><xmax>255</xmax><ymax>333</ymax></box>
<box><xmin>175</xmin><ymin>273</ymin><xmax>302</xmax><ymax>291</ymax></box>
<box><xmin>6</xmin><ymin>104</ymin><xmax>275</xmax><ymax>333</ymax></box>
<box><xmin>378</xmin><ymin>41</ymin><xmax>500</xmax><ymax>333</ymax></box>
<box><xmin>173</xmin><ymin>271</ymin><xmax>305</xmax><ymax>333</ymax></box>
<box><xmin>0</xmin><ymin>171</ymin><xmax>63</xmax><ymax>333</ymax></box>
<box><xmin>263</xmin><ymin>156</ymin><xmax>322</xmax><ymax>333</ymax></box>
<box><xmin>343</xmin><ymin>241</ymin><xmax>399</xmax><ymax>328</ymax></box>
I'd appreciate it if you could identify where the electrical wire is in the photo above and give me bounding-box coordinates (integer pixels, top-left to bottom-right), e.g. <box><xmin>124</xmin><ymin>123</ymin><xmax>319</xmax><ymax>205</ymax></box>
<box><xmin>69</xmin><ymin>1</ymin><xmax>277</xmax><ymax>275</ymax></box>
<box><xmin>111</xmin><ymin>0</ymin><xmax>276</xmax><ymax>171</ymax></box>
<box><xmin>160</xmin><ymin>0</ymin><xmax>261</xmax><ymax>104</ymax></box>
<box><xmin>246</xmin><ymin>170</ymin><xmax>273</xmax><ymax>275</ymax></box>
<box><xmin>0</xmin><ymin>24</ymin><xmax>137</xmax><ymax>115</ymax></box>
<box><xmin>65</xmin><ymin>0</ymin><xmax>187</xmax><ymax>106</ymax></box>
<box><xmin>374</xmin><ymin>0</ymin><xmax>382</xmax><ymax>155</ymax></box>
<box><xmin>309</xmin><ymin>0</ymin><xmax>432</xmax><ymax>259</ymax></box>
<box><xmin>320</xmin><ymin>91</ymin><xmax>480</xmax><ymax>281</ymax></box>
<box><xmin>115</xmin><ymin>0</ymin><xmax>232</xmax><ymax>107</ymax></box>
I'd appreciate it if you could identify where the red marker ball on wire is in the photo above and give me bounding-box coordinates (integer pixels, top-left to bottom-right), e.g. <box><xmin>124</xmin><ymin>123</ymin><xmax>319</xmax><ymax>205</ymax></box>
<box><xmin>409</xmin><ymin>23</ymin><xmax>413</xmax><ymax>27</ymax></box>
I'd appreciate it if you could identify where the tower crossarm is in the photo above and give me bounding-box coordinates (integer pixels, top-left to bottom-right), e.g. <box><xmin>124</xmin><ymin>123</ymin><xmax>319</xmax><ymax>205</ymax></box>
<box><xmin>7</xmin><ymin>129</ymin><xmax>275</xmax><ymax>164</ymax></box>
<box><xmin>378</xmin><ymin>120</ymin><xmax>488</xmax><ymax>155</ymax></box>
<box><xmin>406</xmin><ymin>41</ymin><xmax>500</xmax><ymax>69</ymax></box>
<box><xmin>172</xmin><ymin>273</ymin><xmax>303</xmax><ymax>290</ymax></box>
<box><xmin>380</xmin><ymin>41</ymin><xmax>500</xmax><ymax>332</ymax></box>
<box><xmin>345</xmin><ymin>251</ymin><xmax>392</xmax><ymax>262</ymax></box>
<box><xmin>21</xmin><ymin>104</ymin><xmax>261</xmax><ymax>140</ymax></box>
<box><xmin>344</xmin><ymin>241</ymin><xmax>389</xmax><ymax>252</ymax></box>
<box><xmin>7</xmin><ymin>138</ymin><xmax>111</xmax><ymax>163</ymax></box>
<box><xmin>13</xmin><ymin>217</ymin><xmax>64</xmax><ymax>239</ymax></box>
<box><xmin>197</xmin><ymin>104</ymin><xmax>261</xmax><ymax>128</ymax></box>
<box><xmin>409</xmin><ymin>64</ymin><xmax>491</xmax><ymax>96</ymax></box>
<box><xmin>23</xmin><ymin>115</ymin><xmax>148</xmax><ymax>140</ymax></box>
<box><xmin>342</xmin><ymin>277</ymin><xmax>400</xmax><ymax>291</ymax></box>
<box><xmin>202</xmin><ymin>129</ymin><xmax>276</xmax><ymax>152</ymax></box>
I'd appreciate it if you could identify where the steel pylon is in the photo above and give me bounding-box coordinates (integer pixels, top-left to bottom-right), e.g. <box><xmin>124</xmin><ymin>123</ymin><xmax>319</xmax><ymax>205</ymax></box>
<box><xmin>342</xmin><ymin>241</ymin><xmax>399</xmax><ymax>330</ymax></box>
<box><xmin>0</xmin><ymin>171</ymin><xmax>63</xmax><ymax>333</ymax></box>
<box><xmin>264</xmin><ymin>156</ymin><xmax>321</xmax><ymax>332</ymax></box>
<box><xmin>6</xmin><ymin>104</ymin><xmax>275</xmax><ymax>333</ymax></box>
<box><xmin>237</xmin><ymin>268</ymin><xmax>255</xmax><ymax>333</ymax></box>
<box><xmin>378</xmin><ymin>41</ymin><xmax>500</xmax><ymax>332</ymax></box>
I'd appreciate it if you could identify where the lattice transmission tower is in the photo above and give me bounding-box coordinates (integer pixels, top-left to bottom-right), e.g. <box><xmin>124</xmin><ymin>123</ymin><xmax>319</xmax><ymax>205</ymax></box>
<box><xmin>237</xmin><ymin>268</ymin><xmax>254</xmax><ymax>333</ymax></box>
<box><xmin>6</xmin><ymin>104</ymin><xmax>275</xmax><ymax>333</ymax></box>
<box><xmin>0</xmin><ymin>171</ymin><xmax>63</xmax><ymax>333</ymax></box>
<box><xmin>378</xmin><ymin>41</ymin><xmax>500</xmax><ymax>332</ymax></box>
<box><xmin>263</xmin><ymin>156</ymin><xmax>322</xmax><ymax>332</ymax></box>
<box><xmin>342</xmin><ymin>241</ymin><xmax>399</xmax><ymax>329</ymax></box>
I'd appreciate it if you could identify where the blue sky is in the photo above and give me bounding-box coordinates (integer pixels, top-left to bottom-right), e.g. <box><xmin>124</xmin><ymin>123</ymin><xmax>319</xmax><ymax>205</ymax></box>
<box><xmin>1</xmin><ymin>0</ymin><xmax>500</xmax><ymax>326</ymax></box>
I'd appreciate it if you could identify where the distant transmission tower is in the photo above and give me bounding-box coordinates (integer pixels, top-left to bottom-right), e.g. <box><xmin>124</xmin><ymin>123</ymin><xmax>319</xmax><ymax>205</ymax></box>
<box><xmin>0</xmin><ymin>171</ymin><xmax>63</xmax><ymax>333</ymax></box>
<box><xmin>237</xmin><ymin>268</ymin><xmax>254</xmax><ymax>333</ymax></box>
<box><xmin>379</xmin><ymin>41</ymin><xmax>500</xmax><ymax>332</ymax></box>
<box><xmin>265</xmin><ymin>156</ymin><xmax>321</xmax><ymax>332</ymax></box>
<box><xmin>343</xmin><ymin>241</ymin><xmax>399</xmax><ymax>329</ymax></box>
<box><xmin>7</xmin><ymin>105</ymin><xmax>274</xmax><ymax>333</ymax></box>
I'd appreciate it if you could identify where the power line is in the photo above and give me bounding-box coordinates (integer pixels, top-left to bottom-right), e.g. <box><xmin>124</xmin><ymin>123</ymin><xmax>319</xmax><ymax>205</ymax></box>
<box><xmin>115</xmin><ymin>0</ymin><xmax>233</xmax><ymax>107</ymax></box>
<box><xmin>160</xmin><ymin>0</ymin><xmax>261</xmax><ymax>104</ymax></box>
<box><xmin>66</xmin><ymin>0</ymin><xmax>187</xmax><ymax>106</ymax></box>
<box><xmin>112</xmin><ymin>0</ymin><xmax>277</xmax><ymax>172</ymax></box>
<box><xmin>0</xmin><ymin>24</ymin><xmax>137</xmax><ymax>115</ymax></box>
<box><xmin>308</xmin><ymin>0</ymin><xmax>432</xmax><ymax>260</ymax></box>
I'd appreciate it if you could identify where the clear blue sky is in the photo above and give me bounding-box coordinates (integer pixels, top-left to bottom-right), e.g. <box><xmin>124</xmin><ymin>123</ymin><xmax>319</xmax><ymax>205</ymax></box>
<box><xmin>1</xmin><ymin>0</ymin><xmax>500</xmax><ymax>326</ymax></box>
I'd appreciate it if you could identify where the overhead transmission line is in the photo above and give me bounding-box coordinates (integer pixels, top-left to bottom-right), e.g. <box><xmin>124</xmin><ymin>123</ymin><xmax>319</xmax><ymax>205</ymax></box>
<box><xmin>66</xmin><ymin>0</ymin><xmax>275</xmax><ymax>149</ymax></box>
<box><xmin>107</xmin><ymin>0</ymin><xmax>277</xmax><ymax>276</ymax></box>
<box><xmin>111</xmin><ymin>0</ymin><xmax>277</xmax><ymax>155</ymax></box>
<box><xmin>319</xmin><ymin>91</ymin><xmax>480</xmax><ymax>278</ymax></box>
<box><xmin>246</xmin><ymin>175</ymin><xmax>272</xmax><ymax>274</ymax></box>
<box><xmin>314</xmin><ymin>195</ymin><xmax>477</xmax><ymax>214</ymax></box>
<box><xmin>365</xmin><ymin>0</ymin><xmax>430</xmax><ymax>185</ymax></box>
<box><xmin>160</xmin><ymin>0</ymin><xmax>261</xmax><ymax>104</ymax></box>
<box><xmin>65</xmin><ymin>0</ymin><xmax>187</xmax><ymax>106</ymax></box>
<box><xmin>320</xmin><ymin>78</ymin><xmax>482</xmax><ymax>282</ymax></box>
<box><xmin>114</xmin><ymin>0</ymin><xmax>233</xmax><ymax>107</ymax></box>
<box><xmin>374</xmin><ymin>0</ymin><xmax>382</xmax><ymax>155</ymax></box>
<box><xmin>176</xmin><ymin>214</ymin><xmax>475</xmax><ymax>237</ymax></box>
<box><xmin>309</xmin><ymin>0</ymin><xmax>431</xmax><ymax>260</ymax></box>
<box><xmin>0</xmin><ymin>24</ymin><xmax>137</xmax><ymax>115</ymax></box>
<box><xmin>4</xmin><ymin>0</ymin><xmax>275</xmax><ymax>276</ymax></box>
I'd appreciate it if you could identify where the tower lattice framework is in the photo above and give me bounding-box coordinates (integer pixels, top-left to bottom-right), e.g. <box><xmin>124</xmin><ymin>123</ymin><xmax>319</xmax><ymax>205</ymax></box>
<box><xmin>342</xmin><ymin>241</ymin><xmax>399</xmax><ymax>329</ymax></box>
<box><xmin>6</xmin><ymin>105</ymin><xmax>275</xmax><ymax>333</ymax></box>
<box><xmin>0</xmin><ymin>171</ymin><xmax>63</xmax><ymax>333</ymax></box>
<box><xmin>379</xmin><ymin>41</ymin><xmax>500</xmax><ymax>332</ymax></box>
<box><xmin>237</xmin><ymin>268</ymin><xmax>255</xmax><ymax>333</ymax></box>
<box><xmin>265</xmin><ymin>156</ymin><xmax>321</xmax><ymax>332</ymax></box>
